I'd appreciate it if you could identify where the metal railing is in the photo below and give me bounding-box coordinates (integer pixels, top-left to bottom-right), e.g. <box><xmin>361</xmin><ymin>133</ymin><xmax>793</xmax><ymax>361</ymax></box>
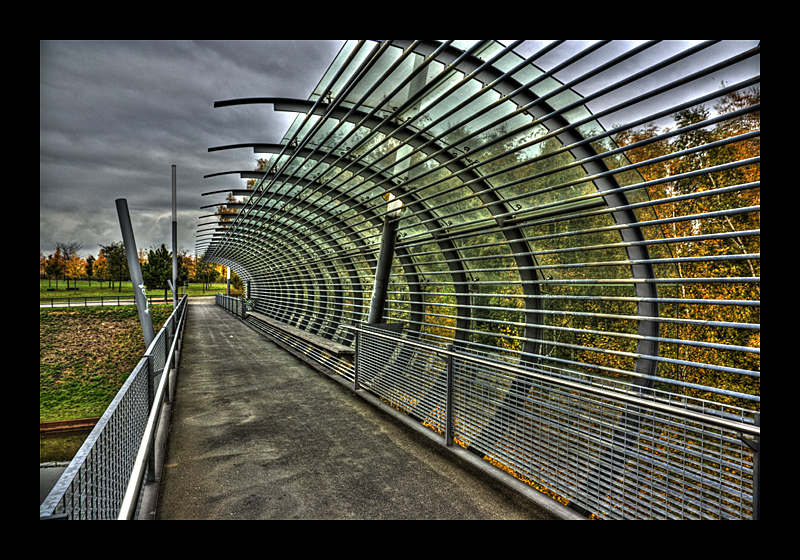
<box><xmin>39</xmin><ymin>294</ymin><xmax>176</xmax><ymax>308</ymax></box>
<box><xmin>218</xmin><ymin>290</ymin><xmax>759</xmax><ymax>519</ymax></box>
<box><xmin>39</xmin><ymin>295</ymin><xmax>188</xmax><ymax>520</ymax></box>
<box><xmin>215</xmin><ymin>295</ymin><xmax>759</xmax><ymax>519</ymax></box>
<box><xmin>215</xmin><ymin>293</ymin><xmax>252</xmax><ymax>318</ymax></box>
<box><xmin>352</xmin><ymin>323</ymin><xmax>759</xmax><ymax>520</ymax></box>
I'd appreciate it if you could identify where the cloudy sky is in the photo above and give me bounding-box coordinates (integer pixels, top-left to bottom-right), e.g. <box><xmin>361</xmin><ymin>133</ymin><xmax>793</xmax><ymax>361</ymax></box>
<box><xmin>40</xmin><ymin>40</ymin><xmax>345</xmax><ymax>259</ymax></box>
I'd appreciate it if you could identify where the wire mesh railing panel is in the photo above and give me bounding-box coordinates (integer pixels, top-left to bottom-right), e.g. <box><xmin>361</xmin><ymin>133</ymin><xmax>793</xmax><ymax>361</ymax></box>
<box><xmin>40</xmin><ymin>358</ymin><xmax>151</xmax><ymax>519</ymax></box>
<box><xmin>357</xmin><ymin>325</ymin><xmax>448</xmax><ymax>432</ymax></box>
<box><xmin>150</xmin><ymin>327</ymin><xmax>167</xmax><ymax>395</ymax></box>
<box><xmin>355</xmin><ymin>325</ymin><xmax>757</xmax><ymax>520</ymax></box>
<box><xmin>40</xmin><ymin>296</ymin><xmax>188</xmax><ymax>520</ymax></box>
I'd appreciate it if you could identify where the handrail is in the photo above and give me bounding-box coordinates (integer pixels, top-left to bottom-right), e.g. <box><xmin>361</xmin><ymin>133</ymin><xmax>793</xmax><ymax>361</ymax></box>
<box><xmin>117</xmin><ymin>295</ymin><xmax>187</xmax><ymax>519</ymax></box>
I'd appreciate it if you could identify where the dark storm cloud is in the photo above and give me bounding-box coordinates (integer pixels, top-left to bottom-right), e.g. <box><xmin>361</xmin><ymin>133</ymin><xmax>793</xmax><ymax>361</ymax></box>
<box><xmin>40</xmin><ymin>39</ymin><xmax>343</xmax><ymax>258</ymax></box>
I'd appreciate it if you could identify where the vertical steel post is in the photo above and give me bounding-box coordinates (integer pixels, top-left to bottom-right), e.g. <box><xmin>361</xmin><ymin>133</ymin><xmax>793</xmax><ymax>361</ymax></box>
<box><xmin>445</xmin><ymin>344</ymin><xmax>454</xmax><ymax>447</ymax></box>
<box><xmin>753</xmin><ymin>412</ymin><xmax>761</xmax><ymax>520</ymax></box>
<box><xmin>753</xmin><ymin>412</ymin><xmax>760</xmax><ymax>520</ymax></box>
<box><xmin>741</xmin><ymin>413</ymin><xmax>760</xmax><ymax>520</ymax></box>
<box><xmin>145</xmin><ymin>351</ymin><xmax>156</xmax><ymax>481</ymax></box>
<box><xmin>172</xmin><ymin>165</ymin><xmax>178</xmax><ymax>310</ymax></box>
<box><xmin>116</xmin><ymin>198</ymin><xmax>155</xmax><ymax>349</ymax></box>
<box><xmin>354</xmin><ymin>329</ymin><xmax>361</xmax><ymax>391</ymax></box>
<box><xmin>737</xmin><ymin>412</ymin><xmax>760</xmax><ymax>520</ymax></box>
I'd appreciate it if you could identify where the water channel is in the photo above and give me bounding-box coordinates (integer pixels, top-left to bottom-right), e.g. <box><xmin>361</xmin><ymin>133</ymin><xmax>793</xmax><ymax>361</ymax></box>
<box><xmin>40</xmin><ymin>428</ymin><xmax>91</xmax><ymax>505</ymax></box>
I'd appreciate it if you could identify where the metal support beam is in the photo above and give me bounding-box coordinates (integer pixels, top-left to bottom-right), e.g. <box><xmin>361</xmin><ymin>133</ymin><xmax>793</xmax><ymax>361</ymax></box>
<box><xmin>115</xmin><ymin>198</ymin><xmax>155</xmax><ymax>349</ymax></box>
<box><xmin>172</xmin><ymin>165</ymin><xmax>178</xmax><ymax>310</ymax></box>
<box><xmin>367</xmin><ymin>214</ymin><xmax>398</xmax><ymax>324</ymax></box>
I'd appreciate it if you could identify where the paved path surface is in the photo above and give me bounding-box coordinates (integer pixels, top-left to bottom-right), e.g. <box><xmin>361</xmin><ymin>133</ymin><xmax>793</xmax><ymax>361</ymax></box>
<box><xmin>156</xmin><ymin>298</ymin><xmax>560</xmax><ymax>520</ymax></box>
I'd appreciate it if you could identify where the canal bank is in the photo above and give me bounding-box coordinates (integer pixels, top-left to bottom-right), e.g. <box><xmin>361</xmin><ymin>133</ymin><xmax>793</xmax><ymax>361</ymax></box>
<box><xmin>40</xmin><ymin>419</ymin><xmax>98</xmax><ymax>504</ymax></box>
<box><xmin>40</xmin><ymin>417</ymin><xmax>99</xmax><ymax>433</ymax></box>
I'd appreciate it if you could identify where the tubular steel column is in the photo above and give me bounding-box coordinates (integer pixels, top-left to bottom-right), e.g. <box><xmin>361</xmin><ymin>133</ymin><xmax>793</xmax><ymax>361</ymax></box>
<box><xmin>116</xmin><ymin>198</ymin><xmax>155</xmax><ymax>349</ymax></box>
<box><xmin>367</xmin><ymin>197</ymin><xmax>401</xmax><ymax>325</ymax></box>
<box><xmin>172</xmin><ymin>165</ymin><xmax>178</xmax><ymax>310</ymax></box>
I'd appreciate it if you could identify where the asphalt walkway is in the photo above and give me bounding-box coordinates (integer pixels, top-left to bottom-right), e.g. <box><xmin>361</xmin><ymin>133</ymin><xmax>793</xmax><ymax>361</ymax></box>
<box><xmin>155</xmin><ymin>297</ymin><xmax>560</xmax><ymax>520</ymax></box>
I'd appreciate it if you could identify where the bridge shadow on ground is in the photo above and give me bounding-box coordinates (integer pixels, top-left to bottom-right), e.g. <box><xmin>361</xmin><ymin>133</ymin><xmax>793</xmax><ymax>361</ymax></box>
<box><xmin>154</xmin><ymin>297</ymin><xmax>564</xmax><ymax>520</ymax></box>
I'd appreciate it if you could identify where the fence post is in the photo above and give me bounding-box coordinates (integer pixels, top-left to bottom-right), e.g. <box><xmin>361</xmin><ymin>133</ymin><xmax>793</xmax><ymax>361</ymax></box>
<box><xmin>753</xmin><ymin>412</ymin><xmax>760</xmax><ymax>520</ymax></box>
<box><xmin>354</xmin><ymin>329</ymin><xmax>361</xmax><ymax>391</ymax></box>
<box><xmin>741</xmin><ymin>412</ymin><xmax>760</xmax><ymax>520</ymax></box>
<box><xmin>445</xmin><ymin>344</ymin><xmax>454</xmax><ymax>447</ymax></box>
<box><xmin>145</xmin><ymin>351</ymin><xmax>156</xmax><ymax>482</ymax></box>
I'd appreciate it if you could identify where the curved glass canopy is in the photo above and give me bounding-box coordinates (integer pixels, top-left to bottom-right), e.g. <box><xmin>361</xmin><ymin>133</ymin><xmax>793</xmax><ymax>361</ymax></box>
<box><xmin>199</xmin><ymin>40</ymin><xmax>759</xmax><ymax>409</ymax></box>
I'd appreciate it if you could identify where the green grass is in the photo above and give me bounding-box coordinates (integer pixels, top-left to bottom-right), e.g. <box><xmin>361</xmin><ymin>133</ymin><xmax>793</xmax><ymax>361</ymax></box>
<box><xmin>40</xmin><ymin>279</ymin><xmax>229</xmax><ymax>301</ymax></box>
<box><xmin>39</xmin><ymin>305</ymin><xmax>174</xmax><ymax>422</ymax></box>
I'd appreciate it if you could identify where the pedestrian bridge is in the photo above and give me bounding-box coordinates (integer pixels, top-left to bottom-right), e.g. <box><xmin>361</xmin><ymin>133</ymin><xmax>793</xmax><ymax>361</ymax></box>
<box><xmin>157</xmin><ymin>298</ymin><xmax>566</xmax><ymax>520</ymax></box>
<box><xmin>40</xmin><ymin>41</ymin><xmax>759</xmax><ymax>520</ymax></box>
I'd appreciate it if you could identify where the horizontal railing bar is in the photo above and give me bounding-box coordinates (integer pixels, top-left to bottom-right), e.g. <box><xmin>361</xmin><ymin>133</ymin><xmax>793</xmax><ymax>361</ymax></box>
<box><xmin>383</xmin><ymin>296</ymin><xmax>759</xmax><ymax>330</ymax></box>
<box><xmin>386</xmin><ymin>289</ymin><xmax>760</xmax><ymax>307</ymax></box>
<box><xmin>382</xmin><ymin>298</ymin><xmax>759</xmax><ymax>354</ymax></box>
<box><xmin>380</xmin><ymin>312</ymin><xmax>761</xmax><ymax>384</ymax></box>
<box><xmin>395</xmin><ymin>135</ymin><xmax>760</xmax><ymax>236</ymax></box>
<box><xmin>406</xmin><ymin>324</ymin><xmax>759</xmax><ymax>402</ymax></box>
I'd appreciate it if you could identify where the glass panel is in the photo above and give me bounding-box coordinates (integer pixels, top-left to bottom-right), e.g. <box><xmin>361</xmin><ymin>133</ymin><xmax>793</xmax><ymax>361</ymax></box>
<box><xmin>453</xmin><ymin>232</ymin><xmax>525</xmax><ymax>359</ymax></box>
<box><xmin>407</xmin><ymin>242</ymin><xmax>457</xmax><ymax>343</ymax></box>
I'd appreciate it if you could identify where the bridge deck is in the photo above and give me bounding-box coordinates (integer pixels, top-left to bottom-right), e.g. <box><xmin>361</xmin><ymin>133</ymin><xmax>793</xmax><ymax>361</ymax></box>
<box><xmin>155</xmin><ymin>297</ymin><xmax>559</xmax><ymax>520</ymax></box>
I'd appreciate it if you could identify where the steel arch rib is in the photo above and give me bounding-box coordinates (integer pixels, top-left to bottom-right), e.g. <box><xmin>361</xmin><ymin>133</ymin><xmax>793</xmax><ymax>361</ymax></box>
<box><xmin>396</xmin><ymin>40</ymin><xmax>660</xmax><ymax>382</ymax></box>
<box><xmin>207</xmin><ymin>43</ymin><xmax>659</xmax><ymax>376</ymax></box>
<box><xmin>204</xmin><ymin>142</ymin><xmax>454</xmax><ymax>336</ymax></box>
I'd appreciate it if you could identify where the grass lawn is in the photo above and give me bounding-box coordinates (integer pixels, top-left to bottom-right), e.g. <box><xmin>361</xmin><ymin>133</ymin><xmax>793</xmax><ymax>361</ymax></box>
<box><xmin>39</xmin><ymin>305</ymin><xmax>175</xmax><ymax>422</ymax></box>
<box><xmin>40</xmin><ymin>279</ymin><xmax>229</xmax><ymax>301</ymax></box>
<box><xmin>40</xmin><ymin>280</ymin><xmax>242</xmax><ymax>422</ymax></box>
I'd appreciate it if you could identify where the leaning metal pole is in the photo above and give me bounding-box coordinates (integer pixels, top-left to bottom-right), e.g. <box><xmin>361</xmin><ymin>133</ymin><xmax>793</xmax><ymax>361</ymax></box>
<box><xmin>367</xmin><ymin>196</ymin><xmax>402</xmax><ymax>324</ymax></box>
<box><xmin>116</xmin><ymin>198</ymin><xmax>155</xmax><ymax>349</ymax></box>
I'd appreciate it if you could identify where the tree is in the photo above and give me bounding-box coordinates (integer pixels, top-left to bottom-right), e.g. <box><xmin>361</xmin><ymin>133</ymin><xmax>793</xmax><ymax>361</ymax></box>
<box><xmin>93</xmin><ymin>253</ymin><xmax>108</xmax><ymax>288</ymax></box>
<box><xmin>100</xmin><ymin>242</ymin><xmax>128</xmax><ymax>292</ymax></box>
<box><xmin>56</xmin><ymin>241</ymin><xmax>82</xmax><ymax>289</ymax></box>
<box><xmin>195</xmin><ymin>258</ymin><xmax>219</xmax><ymax>292</ymax></box>
<box><xmin>85</xmin><ymin>255</ymin><xmax>95</xmax><ymax>287</ymax></box>
<box><xmin>229</xmin><ymin>270</ymin><xmax>245</xmax><ymax>296</ymax></box>
<box><xmin>141</xmin><ymin>243</ymin><xmax>172</xmax><ymax>301</ymax></box>
<box><xmin>44</xmin><ymin>248</ymin><xmax>65</xmax><ymax>289</ymax></box>
<box><xmin>611</xmin><ymin>85</ymin><xmax>760</xmax><ymax>407</ymax></box>
<box><xmin>65</xmin><ymin>254</ymin><xmax>85</xmax><ymax>289</ymax></box>
<box><xmin>177</xmin><ymin>250</ymin><xmax>194</xmax><ymax>288</ymax></box>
